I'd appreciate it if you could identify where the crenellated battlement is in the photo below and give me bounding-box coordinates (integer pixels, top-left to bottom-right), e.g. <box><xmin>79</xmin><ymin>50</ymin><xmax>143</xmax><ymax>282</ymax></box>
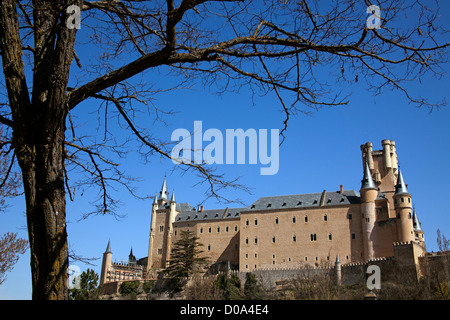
<box><xmin>393</xmin><ymin>240</ymin><xmax>414</xmax><ymax>246</ymax></box>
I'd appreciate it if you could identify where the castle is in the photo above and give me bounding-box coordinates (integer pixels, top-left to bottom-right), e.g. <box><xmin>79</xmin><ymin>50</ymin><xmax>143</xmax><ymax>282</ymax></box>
<box><xmin>100</xmin><ymin>139</ymin><xmax>426</xmax><ymax>285</ymax></box>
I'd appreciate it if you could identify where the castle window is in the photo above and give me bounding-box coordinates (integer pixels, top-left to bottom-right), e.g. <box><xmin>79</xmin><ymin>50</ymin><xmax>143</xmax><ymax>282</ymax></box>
<box><xmin>275</xmin><ymin>217</ymin><xmax>279</xmax><ymax>224</ymax></box>
<box><xmin>272</xmin><ymin>236</ymin><xmax>276</xmax><ymax>243</ymax></box>
<box><xmin>207</xmin><ymin>245</ymin><xmax>211</xmax><ymax>251</ymax></box>
<box><xmin>293</xmin><ymin>235</ymin><xmax>296</xmax><ymax>242</ymax></box>
<box><xmin>254</xmin><ymin>237</ymin><xmax>258</xmax><ymax>244</ymax></box>
<box><xmin>254</xmin><ymin>219</ymin><xmax>258</xmax><ymax>226</ymax></box>
<box><xmin>310</xmin><ymin>234</ymin><xmax>317</xmax><ymax>241</ymax></box>
<box><xmin>408</xmin><ymin>212</ymin><xmax>412</xmax><ymax>218</ymax></box>
<box><xmin>305</xmin><ymin>216</ymin><xmax>308</xmax><ymax>223</ymax></box>
<box><xmin>305</xmin><ymin>257</ymin><xmax>308</xmax><ymax>261</ymax></box>
<box><xmin>245</xmin><ymin>238</ymin><xmax>249</xmax><ymax>244</ymax></box>
<box><xmin>245</xmin><ymin>253</ymin><xmax>248</xmax><ymax>259</ymax></box>
<box><xmin>200</xmin><ymin>227</ymin><xmax>203</xmax><ymax>234</ymax></box>
<box><xmin>401</xmin><ymin>197</ymin><xmax>404</xmax><ymax>203</ymax></box>
<box><xmin>293</xmin><ymin>216</ymin><xmax>296</xmax><ymax>223</ymax></box>
<box><xmin>235</xmin><ymin>225</ymin><xmax>238</xmax><ymax>232</ymax></box>
<box><xmin>159</xmin><ymin>226</ymin><xmax>164</xmax><ymax>232</ymax></box>
<box><xmin>351</xmin><ymin>233</ymin><xmax>356</xmax><ymax>240</ymax></box>
<box><xmin>348</xmin><ymin>214</ymin><xmax>352</xmax><ymax>220</ymax></box>
<box><xmin>408</xmin><ymin>198</ymin><xmax>411</xmax><ymax>203</ymax></box>
<box><xmin>217</xmin><ymin>227</ymin><xmax>220</xmax><ymax>232</ymax></box>
<box><xmin>157</xmin><ymin>248</ymin><xmax>162</xmax><ymax>255</ymax></box>
<box><xmin>226</xmin><ymin>226</ymin><xmax>229</xmax><ymax>232</ymax></box>
<box><xmin>208</xmin><ymin>227</ymin><xmax>211</xmax><ymax>233</ymax></box>
<box><xmin>246</xmin><ymin>219</ymin><xmax>249</xmax><ymax>226</ymax></box>
<box><xmin>324</xmin><ymin>214</ymin><xmax>328</xmax><ymax>221</ymax></box>
<box><xmin>328</xmin><ymin>233</ymin><xmax>332</xmax><ymax>240</ymax></box>
<box><xmin>255</xmin><ymin>253</ymin><xmax>258</xmax><ymax>258</ymax></box>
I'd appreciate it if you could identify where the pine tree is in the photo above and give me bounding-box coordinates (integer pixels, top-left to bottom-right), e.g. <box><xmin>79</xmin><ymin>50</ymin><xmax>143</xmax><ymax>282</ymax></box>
<box><xmin>164</xmin><ymin>230</ymin><xmax>208</xmax><ymax>278</ymax></box>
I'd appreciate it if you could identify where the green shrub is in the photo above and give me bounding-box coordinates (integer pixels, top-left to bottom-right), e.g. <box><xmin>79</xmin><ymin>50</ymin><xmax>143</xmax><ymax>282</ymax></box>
<box><xmin>119</xmin><ymin>281</ymin><xmax>141</xmax><ymax>298</ymax></box>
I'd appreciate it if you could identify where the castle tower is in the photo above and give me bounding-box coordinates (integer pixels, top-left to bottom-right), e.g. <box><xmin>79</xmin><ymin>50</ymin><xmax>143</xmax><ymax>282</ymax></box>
<box><xmin>360</xmin><ymin>162</ymin><xmax>378</xmax><ymax>260</ymax></box>
<box><xmin>394</xmin><ymin>170</ymin><xmax>415</xmax><ymax>243</ymax></box>
<box><xmin>361</xmin><ymin>139</ymin><xmax>398</xmax><ymax>193</ymax></box>
<box><xmin>146</xmin><ymin>194</ymin><xmax>159</xmax><ymax>272</ymax></box>
<box><xmin>163</xmin><ymin>190</ymin><xmax>177</xmax><ymax>267</ymax></box>
<box><xmin>100</xmin><ymin>240</ymin><xmax>112</xmax><ymax>285</ymax></box>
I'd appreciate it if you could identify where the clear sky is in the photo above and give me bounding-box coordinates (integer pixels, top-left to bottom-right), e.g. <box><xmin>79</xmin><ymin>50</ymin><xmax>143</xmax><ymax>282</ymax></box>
<box><xmin>0</xmin><ymin>1</ymin><xmax>449</xmax><ymax>299</ymax></box>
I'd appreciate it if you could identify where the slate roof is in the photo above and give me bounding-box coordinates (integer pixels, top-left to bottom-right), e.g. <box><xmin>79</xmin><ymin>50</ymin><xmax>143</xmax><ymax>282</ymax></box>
<box><xmin>174</xmin><ymin>207</ymin><xmax>246</xmax><ymax>222</ymax></box>
<box><xmin>247</xmin><ymin>190</ymin><xmax>360</xmax><ymax>211</ymax></box>
<box><xmin>173</xmin><ymin>190</ymin><xmax>360</xmax><ymax>222</ymax></box>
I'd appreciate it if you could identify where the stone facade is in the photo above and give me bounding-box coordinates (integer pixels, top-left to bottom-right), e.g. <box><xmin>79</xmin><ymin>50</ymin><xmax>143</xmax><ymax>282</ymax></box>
<box><xmin>100</xmin><ymin>139</ymin><xmax>426</xmax><ymax>285</ymax></box>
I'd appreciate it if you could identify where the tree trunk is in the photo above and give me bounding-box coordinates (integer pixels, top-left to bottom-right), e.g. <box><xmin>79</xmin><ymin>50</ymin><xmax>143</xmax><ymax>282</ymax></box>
<box><xmin>15</xmin><ymin>107</ymin><xmax>68</xmax><ymax>300</ymax></box>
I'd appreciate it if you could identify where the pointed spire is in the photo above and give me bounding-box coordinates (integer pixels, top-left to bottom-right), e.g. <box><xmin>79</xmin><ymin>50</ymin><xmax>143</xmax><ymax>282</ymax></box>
<box><xmin>361</xmin><ymin>162</ymin><xmax>376</xmax><ymax>190</ymax></box>
<box><xmin>413</xmin><ymin>210</ymin><xmax>423</xmax><ymax>231</ymax></box>
<box><xmin>394</xmin><ymin>170</ymin><xmax>410</xmax><ymax>196</ymax></box>
<box><xmin>153</xmin><ymin>193</ymin><xmax>158</xmax><ymax>205</ymax></box>
<box><xmin>158</xmin><ymin>176</ymin><xmax>169</xmax><ymax>200</ymax></box>
<box><xmin>335</xmin><ymin>254</ymin><xmax>340</xmax><ymax>263</ymax></box>
<box><xmin>129</xmin><ymin>247</ymin><xmax>133</xmax><ymax>256</ymax></box>
<box><xmin>170</xmin><ymin>190</ymin><xmax>176</xmax><ymax>203</ymax></box>
<box><xmin>105</xmin><ymin>240</ymin><xmax>112</xmax><ymax>254</ymax></box>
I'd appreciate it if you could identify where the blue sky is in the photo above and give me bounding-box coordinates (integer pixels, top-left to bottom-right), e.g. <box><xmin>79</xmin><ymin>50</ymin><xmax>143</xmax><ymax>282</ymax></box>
<box><xmin>1</xmin><ymin>1</ymin><xmax>449</xmax><ymax>299</ymax></box>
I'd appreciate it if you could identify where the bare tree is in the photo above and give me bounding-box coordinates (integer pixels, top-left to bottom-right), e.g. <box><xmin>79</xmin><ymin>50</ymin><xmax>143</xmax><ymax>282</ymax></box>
<box><xmin>0</xmin><ymin>232</ymin><xmax>28</xmax><ymax>285</ymax></box>
<box><xmin>0</xmin><ymin>0</ymin><xmax>447</xmax><ymax>299</ymax></box>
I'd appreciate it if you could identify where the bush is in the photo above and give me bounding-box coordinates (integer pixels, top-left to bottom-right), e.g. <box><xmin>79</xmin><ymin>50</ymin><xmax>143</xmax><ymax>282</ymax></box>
<box><xmin>119</xmin><ymin>281</ymin><xmax>141</xmax><ymax>299</ymax></box>
<box><xmin>143</xmin><ymin>280</ymin><xmax>155</xmax><ymax>294</ymax></box>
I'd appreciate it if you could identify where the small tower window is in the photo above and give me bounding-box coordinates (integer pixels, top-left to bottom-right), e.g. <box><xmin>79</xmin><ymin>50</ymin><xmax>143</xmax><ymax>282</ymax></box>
<box><xmin>272</xmin><ymin>236</ymin><xmax>276</xmax><ymax>243</ymax></box>
<box><xmin>254</xmin><ymin>219</ymin><xmax>258</xmax><ymax>226</ymax></box>
<box><xmin>401</xmin><ymin>197</ymin><xmax>404</xmax><ymax>203</ymax></box>
<box><xmin>293</xmin><ymin>235</ymin><xmax>297</xmax><ymax>242</ymax></box>
<box><xmin>305</xmin><ymin>216</ymin><xmax>308</xmax><ymax>223</ymax></box>
<box><xmin>324</xmin><ymin>214</ymin><xmax>328</xmax><ymax>221</ymax></box>
<box><xmin>293</xmin><ymin>216</ymin><xmax>296</xmax><ymax>223</ymax></box>
<box><xmin>254</xmin><ymin>237</ymin><xmax>258</xmax><ymax>244</ymax></box>
<box><xmin>275</xmin><ymin>217</ymin><xmax>279</xmax><ymax>224</ymax></box>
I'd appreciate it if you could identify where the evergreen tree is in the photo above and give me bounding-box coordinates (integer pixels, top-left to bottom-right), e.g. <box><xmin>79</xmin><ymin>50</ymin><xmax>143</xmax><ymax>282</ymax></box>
<box><xmin>244</xmin><ymin>272</ymin><xmax>264</xmax><ymax>300</ymax></box>
<box><xmin>69</xmin><ymin>269</ymin><xmax>99</xmax><ymax>300</ymax></box>
<box><xmin>164</xmin><ymin>230</ymin><xmax>208</xmax><ymax>278</ymax></box>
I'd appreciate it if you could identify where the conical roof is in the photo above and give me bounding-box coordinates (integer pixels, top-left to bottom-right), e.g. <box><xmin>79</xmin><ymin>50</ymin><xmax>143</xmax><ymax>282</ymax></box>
<box><xmin>413</xmin><ymin>210</ymin><xmax>423</xmax><ymax>232</ymax></box>
<box><xmin>394</xmin><ymin>170</ymin><xmax>410</xmax><ymax>196</ymax></box>
<box><xmin>159</xmin><ymin>176</ymin><xmax>169</xmax><ymax>200</ymax></box>
<box><xmin>361</xmin><ymin>162</ymin><xmax>376</xmax><ymax>190</ymax></box>
<box><xmin>105</xmin><ymin>240</ymin><xmax>112</xmax><ymax>254</ymax></box>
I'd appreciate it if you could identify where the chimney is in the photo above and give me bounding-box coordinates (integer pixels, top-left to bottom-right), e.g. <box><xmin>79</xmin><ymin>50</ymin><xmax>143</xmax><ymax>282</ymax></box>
<box><xmin>340</xmin><ymin>185</ymin><xmax>343</xmax><ymax>194</ymax></box>
<box><xmin>200</xmin><ymin>205</ymin><xmax>204</xmax><ymax>212</ymax></box>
